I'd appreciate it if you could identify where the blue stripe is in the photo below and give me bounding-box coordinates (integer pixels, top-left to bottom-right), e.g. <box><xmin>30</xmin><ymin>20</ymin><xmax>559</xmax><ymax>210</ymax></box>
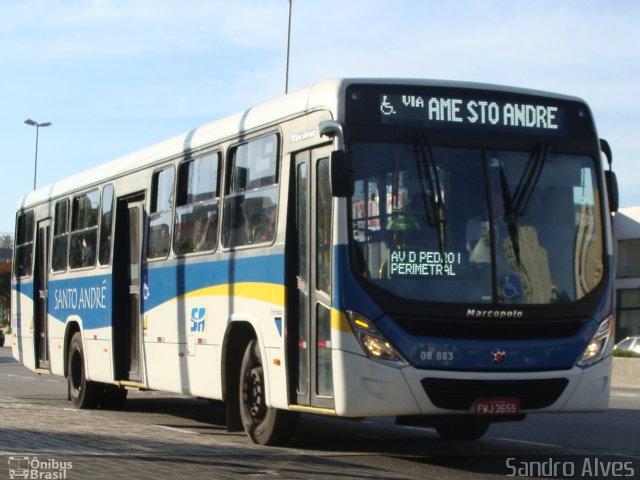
<box><xmin>47</xmin><ymin>274</ymin><xmax>113</xmax><ymax>329</ymax></box>
<box><xmin>16</xmin><ymin>253</ymin><xmax>285</xmax><ymax>331</ymax></box>
<box><xmin>11</xmin><ymin>281</ymin><xmax>34</xmax><ymax>301</ymax></box>
<box><xmin>333</xmin><ymin>244</ymin><xmax>611</xmax><ymax>370</ymax></box>
<box><xmin>333</xmin><ymin>245</ymin><xmax>383</xmax><ymax>318</ymax></box>
<box><xmin>143</xmin><ymin>254</ymin><xmax>285</xmax><ymax>311</ymax></box>
<box><xmin>377</xmin><ymin>315</ymin><xmax>594</xmax><ymax>370</ymax></box>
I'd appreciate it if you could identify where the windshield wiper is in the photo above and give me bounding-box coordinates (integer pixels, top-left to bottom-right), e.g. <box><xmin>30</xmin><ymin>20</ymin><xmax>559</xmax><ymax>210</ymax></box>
<box><xmin>413</xmin><ymin>133</ymin><xmax>446</xmax><ymax>258</ymax></box>
<box><xmin>513</xmin><ymin>142</ymin><xmax>551</xmax><ymax>216</ymax></box>
<box><xmin>500</xmin><ymin>142</ymin><xmax>551</xmax><ymax>264</ymax></box>
<box><xmin>499</xmin><ymin>166</ymin><xmax>521</xmax><ymax>264</ymax></box>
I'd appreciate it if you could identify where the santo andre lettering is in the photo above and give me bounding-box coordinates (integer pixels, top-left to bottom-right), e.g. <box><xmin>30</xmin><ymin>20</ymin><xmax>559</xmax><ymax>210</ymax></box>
<box><xmin>53</xmin><ymin>285</ymin><xmax>108</xmax><ymax>311</ymax></box>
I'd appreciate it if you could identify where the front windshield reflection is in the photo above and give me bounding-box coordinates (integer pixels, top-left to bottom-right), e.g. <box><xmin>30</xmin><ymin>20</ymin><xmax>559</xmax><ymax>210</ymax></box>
<box><xmin>349</xmin><ymin>142</ymin><xmax>603</xmax><ymax>305</ymax></box>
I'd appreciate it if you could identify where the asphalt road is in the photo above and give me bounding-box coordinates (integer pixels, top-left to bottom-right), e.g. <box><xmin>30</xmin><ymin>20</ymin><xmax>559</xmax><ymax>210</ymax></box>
<box><xmin>0</xmin><ymin>345</ymin><xmax>639</xmax><ymax>479</ymax></box>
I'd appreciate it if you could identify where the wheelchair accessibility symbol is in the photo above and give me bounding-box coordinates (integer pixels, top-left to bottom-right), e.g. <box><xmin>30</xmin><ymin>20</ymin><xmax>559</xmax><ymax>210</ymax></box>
<box><xmin>500</xmin><ymin>275</ymin><xmax>523</xmax><ymax>300</ymax></box>
<box><xmin>380</xmin><ymin>95</ymin><xmax>396</xmax><ymax>116</ymax></box>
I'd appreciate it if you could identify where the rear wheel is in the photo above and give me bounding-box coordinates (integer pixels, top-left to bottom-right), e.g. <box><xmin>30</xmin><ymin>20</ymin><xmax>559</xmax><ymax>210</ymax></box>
<box><xmin>67</xmin><ymin>332</ymin><xmax>101</xmax><ymax>409</ymax></box>
<box><xmin>239</xmin><ymin>339</ymin><xmax>298</xmax><ymax>445</ymax></box>
<box><xmin>435</xmin><ymin>422</ymin><xmax>490</xmax><ymax>441</ymax></box>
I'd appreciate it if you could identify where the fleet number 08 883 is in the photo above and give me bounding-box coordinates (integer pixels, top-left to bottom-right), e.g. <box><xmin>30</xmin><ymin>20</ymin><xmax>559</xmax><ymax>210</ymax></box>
<box><xmin>420</xmin><ymin>351</ymin><xmax>454</xmax><ymax>361</ymax></box>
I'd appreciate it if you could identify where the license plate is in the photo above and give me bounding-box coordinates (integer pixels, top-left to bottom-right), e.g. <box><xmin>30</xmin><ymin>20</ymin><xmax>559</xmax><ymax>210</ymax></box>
<box><xmin>473</xmin><ymin>398</ymin><xmax>520</xmax><ymax>416</ymax></box>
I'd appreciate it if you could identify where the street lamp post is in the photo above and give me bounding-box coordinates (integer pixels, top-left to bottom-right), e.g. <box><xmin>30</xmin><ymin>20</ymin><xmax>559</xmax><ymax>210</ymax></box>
<box><xmin>24</xmin><ymin>118</ymin><xmax>52</xmax><ymax>190</ymax></box>
<box><xmin>285</xmin><ymin>0</ymin><xmax>292</xmax><ymax>94</ymax></box>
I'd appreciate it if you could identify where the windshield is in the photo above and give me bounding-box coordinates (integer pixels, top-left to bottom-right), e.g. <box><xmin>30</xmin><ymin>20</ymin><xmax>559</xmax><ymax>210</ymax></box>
<box><xmin>349</xmin><ymin>141</ymin><xmax>604</xmax><ymax>305</ymax></box>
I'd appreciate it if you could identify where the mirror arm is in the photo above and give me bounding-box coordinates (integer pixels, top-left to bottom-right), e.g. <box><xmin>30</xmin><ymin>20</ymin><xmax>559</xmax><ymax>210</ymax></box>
<box><xmin>320</xmin><ymin>120</ymin><xmax>345</xmax><ymax>150</ymax></box>
<box><xmin>600</xmin><ymin>138</ymin><xmax>613</xmax><ymax>170</ymax></box>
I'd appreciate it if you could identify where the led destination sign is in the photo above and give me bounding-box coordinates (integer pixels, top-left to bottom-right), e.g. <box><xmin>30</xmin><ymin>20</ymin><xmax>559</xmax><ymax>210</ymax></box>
<box><xmin>379</xmin><ymin>93</ymin><xmax>564</xmax><ymax>132</ymax></box>
<box><xmin>389</xmin><ymin>249</ymin><xmax>462</xmax><ymax>277</ymax></box>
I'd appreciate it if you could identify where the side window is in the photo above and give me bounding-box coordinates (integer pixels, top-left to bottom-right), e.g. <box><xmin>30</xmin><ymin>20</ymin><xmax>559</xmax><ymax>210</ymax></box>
<box><xmin>173</xmin><ymin>153</ymin><xmax>220</xmax><ymax>255</ymax></box>
<box><xmin>52</xmin><ymin>200</ymin><xmax>69</xmax><ymax>272</ymax></box>
<box><xmin>99</xmin><ymin>184</ymin><xmax>114</xmax><ymax>265</ymax></box>
<box><xmin>317</xmin><ymin>158</ymin><xmax>332</xmax><ymax>294</ymax></box>
<box><xmin>14</xmin><ymin>211</ymin><xmax>34</xmax><ymax>278</ymax></box>
<box><xmin>148</xmin><ymin>168</ymin><xmax>174</xmax><ymax>259</ymax></box>
<box><xmin>69</xmin><ymin>189</ymin><xmax>100</xmax><ymax>269</ymax></box>
<box><xmin>222</xmin><ymin>134</ymin><xmax>279</xmax><ymax>248</ymax></box>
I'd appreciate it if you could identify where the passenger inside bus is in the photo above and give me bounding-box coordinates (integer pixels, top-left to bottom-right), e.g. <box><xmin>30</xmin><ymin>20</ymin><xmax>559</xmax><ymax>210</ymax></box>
<box><xmin>193</xmin><ymin>207</ymin><xmax>217</xmax><ymax>251</ymax></box>
<box><xmin>250</xmin><ymin>201</ymin><xmax>276</xmax><ymax>244</ymax></box>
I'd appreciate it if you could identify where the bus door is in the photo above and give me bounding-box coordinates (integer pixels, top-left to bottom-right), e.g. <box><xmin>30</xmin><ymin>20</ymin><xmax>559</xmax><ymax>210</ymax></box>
<box><xmin>113</xmin><ymin>195</ymin><xmax>145</xmax><ymax>382</ymax></box>
<box><xmin>291</xmin><ymin>146</ymin><xmax>335</xmax><ymax>409</ymax></box>
<box><xmin>34</xmin><ymin>219</ymin><xmax>51</xmax><ymax>369</ymax></box>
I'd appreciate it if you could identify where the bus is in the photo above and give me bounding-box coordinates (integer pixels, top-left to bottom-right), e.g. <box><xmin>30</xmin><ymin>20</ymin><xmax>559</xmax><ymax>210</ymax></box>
<box><xmin>11</xmin><ymin>79</ymin><xmax>619</xmax><ymax>445</ymax></box>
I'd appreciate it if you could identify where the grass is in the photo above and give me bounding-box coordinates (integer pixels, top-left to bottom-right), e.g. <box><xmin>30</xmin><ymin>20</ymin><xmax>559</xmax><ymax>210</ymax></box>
<box><xmin>613</xmin><ymin>349</ymin><xmax>640</xmax><ymax>358</ymax></box>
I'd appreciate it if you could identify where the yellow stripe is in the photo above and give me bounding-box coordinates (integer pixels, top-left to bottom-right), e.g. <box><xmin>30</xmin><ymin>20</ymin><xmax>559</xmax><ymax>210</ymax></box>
<box><xmin>331</xmin><ymin>308</ymin><xmax>352</xmax><ymax>333</ymax></box>
<box><xmin>288</xmin><ymin>405</ymin><xmax>336</xmax><ymax>415</ymax></box>
<box><xmin>115</xmin><ymin>380</ymin><xmax>147</xmax><ymax>389</ymax></box>
<box><xmin>181</xmin><ymin>282</ymin><xmax>286</xmax><ymax>307</ymax></box>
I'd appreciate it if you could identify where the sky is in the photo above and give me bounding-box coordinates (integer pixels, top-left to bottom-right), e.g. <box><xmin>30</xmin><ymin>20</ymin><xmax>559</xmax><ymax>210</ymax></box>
<box><xmin>1</xmin><ymin>0</ymin><xmax>639</xmax><ymax>234</ymax></box>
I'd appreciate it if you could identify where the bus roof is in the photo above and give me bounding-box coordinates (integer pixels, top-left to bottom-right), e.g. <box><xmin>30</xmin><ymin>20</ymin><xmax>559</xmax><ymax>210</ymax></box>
<box><xmin>17</xmin><ymin>78</ymin><xmax>584</xmax><ymax>211</ymax></box>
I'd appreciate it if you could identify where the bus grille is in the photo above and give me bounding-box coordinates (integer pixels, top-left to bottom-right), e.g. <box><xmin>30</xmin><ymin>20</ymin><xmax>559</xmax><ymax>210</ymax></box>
<box><xmin>421</xmin><ymin>378</ymin><xmax>569</xmax><ymax>411</ymax></box>
<box><xmin>394</xmin><ymin>316</ymin><xmax>584</xmax><ymax>340</ymax></box>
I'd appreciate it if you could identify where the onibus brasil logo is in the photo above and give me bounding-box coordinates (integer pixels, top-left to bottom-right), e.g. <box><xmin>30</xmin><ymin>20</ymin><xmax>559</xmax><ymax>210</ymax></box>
<box><xmin>8</xmin><ymin>456</ymin><xmax>72</xmax><ymax>479</ymax></box>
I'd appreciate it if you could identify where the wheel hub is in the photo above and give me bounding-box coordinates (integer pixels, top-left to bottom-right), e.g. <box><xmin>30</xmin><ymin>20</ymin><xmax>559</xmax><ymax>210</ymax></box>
<box><xmin>244</xmin><ymin>366</ymin><xmax>266</xmax><ymax>420</ymax></box>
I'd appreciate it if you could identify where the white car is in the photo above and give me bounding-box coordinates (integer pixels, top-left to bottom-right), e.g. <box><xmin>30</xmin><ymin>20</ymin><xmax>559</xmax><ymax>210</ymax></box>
<box><xmin>615</xmin><ymin>336</ymin><xmax>640</xmax><ymax>354</ymax></box>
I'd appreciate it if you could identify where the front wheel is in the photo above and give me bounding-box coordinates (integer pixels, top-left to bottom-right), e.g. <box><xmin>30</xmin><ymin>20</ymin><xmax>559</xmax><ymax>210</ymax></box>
<box><xmin>239</xmin><ymin>339</ymin><xmax>298</xmax><ymax>445</ymax></box>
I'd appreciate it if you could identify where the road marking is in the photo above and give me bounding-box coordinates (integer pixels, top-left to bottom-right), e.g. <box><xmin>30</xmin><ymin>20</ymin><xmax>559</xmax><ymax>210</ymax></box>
<box><xmin>62</xmin><ymin>408</ymin><xmax>90</xmax><ymax>413</ymax></box>
<box><xmin>496</xmin><ymin>437</ymin><xmax>562</xmax><ymax>448</ymax></box>
<box><xmin>155</xmin><ymin>424</ymin><xmax>199</xmax><ymax>435</ymax></box>
<box><xmin>611</xmin><ymin>392</ymin><xmax>640</xmax><ymax>398</ymax></box>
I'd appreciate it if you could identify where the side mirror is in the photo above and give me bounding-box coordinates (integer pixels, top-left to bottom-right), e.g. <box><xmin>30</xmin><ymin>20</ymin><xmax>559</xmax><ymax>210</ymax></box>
<box><xmin>605</xmin><ymin>170</ymin><xmax>619</xmax><ymax>213</ymax></box>
<box><xmin>319</xmin><ymin>120</ymin><xmax>353</xmax><ymax>197</ymax></box>
<box><xmin>330</xmin><ymin>150</ymin><xmax>353</xmax><ymax>197</ymax></box>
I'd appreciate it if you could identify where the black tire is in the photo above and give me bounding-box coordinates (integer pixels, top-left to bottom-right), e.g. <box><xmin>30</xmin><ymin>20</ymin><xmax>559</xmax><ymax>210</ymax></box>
<box><xmin>101</xmin><ymin>384</ymin><xmax>128</xmax><ymax>410</ymax></box>
<box><xmin>239</xmin><ymin>339</ymin><xmax>298</xmax><ymax>445</ymax></box>
<box><xmin>435</xmin><ymin>422</ymin><xmax>490</xmax><ymax>441</ymax></box>
<box><xmin>67</xmin><ymin>332</ymin><xmax>101</xmax><ymax>409</ymax></box>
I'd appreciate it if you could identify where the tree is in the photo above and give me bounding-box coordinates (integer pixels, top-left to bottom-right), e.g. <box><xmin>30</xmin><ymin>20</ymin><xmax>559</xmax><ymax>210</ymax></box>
<box><xmin>0</xmin><ymin>271</ymin><xmax>9</xmax><ymax>327</ymax></box>
<box><xmin>0</xmin><ymin>234</ymin><xmax>13</xmax><ymax>248</ymax></box>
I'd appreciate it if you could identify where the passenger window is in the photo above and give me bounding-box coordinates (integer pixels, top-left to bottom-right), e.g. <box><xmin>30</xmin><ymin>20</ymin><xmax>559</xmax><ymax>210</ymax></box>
<box><xmin>69</xmin><ymin>189</ymin><xmax>100</xmax><ymax>269</ymax></box>
<box><xmin>99</xmin><ymin>184</ymin><xmax>114</xmax><ymax>265</ymax></box>
<box><xmin>148</xmin><ymin>168</ymin><xmax>174</xmax><ymax>259</ymax></box>
<box><xmin>14</xmin><ymin>211</ymin><xmax>34</xmax><ymax>278</ymax></box>
<box><xmin>222</xmin><ymin>134</ymin><xmax>279</xmax><ymax>248</ymax></box>
<box><xmin>52</xmin><ymin>200</ymin><xmax>69</xmax><ymax>272</ymax></box>
<box><xmin>173</xmin><ymin>153</ymin><xmax>220</xmax><ymax>255</ymax></box>
<box><xmin>317</xmin><ymin>158</ymin><xmax>331</xmax><ymax>294</ymax></box>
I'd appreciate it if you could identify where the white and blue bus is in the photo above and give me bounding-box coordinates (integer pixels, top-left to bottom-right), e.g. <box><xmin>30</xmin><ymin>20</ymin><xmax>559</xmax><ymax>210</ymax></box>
<box><xmin>12</xmin><ymin>79</ymin><xmax>619</xmax><ymax>444</ymax></box>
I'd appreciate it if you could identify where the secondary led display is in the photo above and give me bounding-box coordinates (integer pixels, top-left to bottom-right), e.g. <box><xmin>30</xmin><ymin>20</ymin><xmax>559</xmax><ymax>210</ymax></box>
<box><xmin>389</xmin><ymin>249</ymin><xmax>462</xmax><ymax>277</ymax></box>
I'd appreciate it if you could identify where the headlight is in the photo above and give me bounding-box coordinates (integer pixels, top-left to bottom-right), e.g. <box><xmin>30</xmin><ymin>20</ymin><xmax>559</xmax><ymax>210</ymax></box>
<box><xmin>346</xmin><ymin>311</ymin><xmax>408</xmax><ymax>367</ymax></box>
<box><xmin>577</xmin><ymin>315</ymin><xmax>615</xmax><ymax>368</ymax></box>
